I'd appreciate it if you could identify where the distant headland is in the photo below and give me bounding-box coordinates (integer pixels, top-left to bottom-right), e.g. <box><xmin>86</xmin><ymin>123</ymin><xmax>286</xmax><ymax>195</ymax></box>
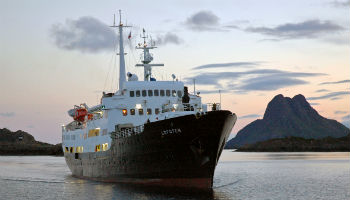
<box><xmin>0</xmin><ymin>128</ymin><xmax>63</xmax><ymax>156</ymax></box>
<box><xmin>236</xmin><ymin>135</ymin><xmax>350</xmax><ymax>152</ymax></box>
<box><xmin>226</xmin><ymin>94</ymin><xmax>350</xmax><ymax>151</ymax></box>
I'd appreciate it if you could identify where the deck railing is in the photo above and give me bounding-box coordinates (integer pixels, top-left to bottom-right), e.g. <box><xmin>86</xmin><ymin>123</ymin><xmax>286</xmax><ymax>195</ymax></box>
<box><xmin>111</xmin><ymin>124</ymin><xmax>145</xmax><ymax>139</ymax></box>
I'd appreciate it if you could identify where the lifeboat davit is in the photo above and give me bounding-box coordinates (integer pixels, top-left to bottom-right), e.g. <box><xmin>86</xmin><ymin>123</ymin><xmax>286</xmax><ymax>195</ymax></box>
<box><xmin>68</xmin><ymin>104</ymin><xmax>93</xmax><ymax>122</ymax></box>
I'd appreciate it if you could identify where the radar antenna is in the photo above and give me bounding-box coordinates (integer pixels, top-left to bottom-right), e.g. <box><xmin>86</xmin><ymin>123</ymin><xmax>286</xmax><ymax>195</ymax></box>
<box><xmin>135</xmin><ymin>29</ymin><xmax>164</xmax><ymax>81</ymax></box>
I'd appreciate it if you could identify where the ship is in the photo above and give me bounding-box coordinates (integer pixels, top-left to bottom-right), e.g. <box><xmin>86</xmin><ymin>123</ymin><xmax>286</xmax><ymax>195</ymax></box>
<box><xmin>62</xmin><ymin>11</ymin><xmax>237</xmax><ymax>189</ymax></box>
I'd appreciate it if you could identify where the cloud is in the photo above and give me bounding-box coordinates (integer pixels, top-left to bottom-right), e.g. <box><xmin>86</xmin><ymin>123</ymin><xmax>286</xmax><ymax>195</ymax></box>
<box><xmin>319</xmin><ymin>79</ymin><xmax>350</xmax><ymax>85</ymax></box>
<box><xmin>185</xmin><ymin>69</ymin><xmax>286</xmax><ymax>87</ymax></box>
<box><xmin>310</xmin><ymin>102</ymin><xmax>320</xmax><ymax>106</ymax></box>
<box><xmin>331</xmin><ymin>0</ymin><xmax>350</xmax><ymax>7</ymax></box>
<box><xmin>315</xmin><ymin>89</ymin><xmax>329</xmax><ymax>92</ymax></box>
<box><xmin>232</xmin><ymin>70</ymin><xmax>325</xmax><ymax>92</ymax></box>
<box><xmin>239</xmin><ymin>114</ymin><xmax>262</xmax><ymax>119</ymax></box>
<box><xmin>307</xmin><ymin>91</ymin><xmax>349</xmax><ymax>100</ymax></box>
<box><xmin>50</xmin><ymin>16</ymin><xmax>117</xmax><ymax>53</ymax></box>
<box><xmin>246</xmin><ymin>20</ymin><xmax>344</xmax><ymax>39</ymax></box>
<box><xmin>330</xmin><ymin>97</ymin><xmax>342</xmax><ymax>100</ymax></box>
<box><xmin>0</xmin><ymin>112</ymin><xmax>15</xmax><ymax>117</ymax></box>
<box><xmin>156</xmin><ymin>32</ymin><xmax>183</xmax><ymax>45</ymax></box>
<box><xmin>335</xmin><ymin>111</ymin><xmax>347</xmax><ymax>114</ymax></box>
<box><xmin>223</xmin><ymin>25</ymin><xmax>239</xmax><ymax>29</ymax></box>
<box><xmin>323</xmin><ymin>35</ymin><xmax>350</xmax><ymax>45</ymax></box>
<box><xmin>236</xmin><ymin>75</ymin><xmax>308</xmax><ymax>91</ymax></box>
<box><xmin>185</xmin><ymin>10</ymin><xmax>221</xmax><ymax>31</ymax></box>
<box><xmin>192</xmin><ymin>62</ymin><xmax>261</xmax><ymax>70</ymax></box>
<box><xmin>185</xmin><ymin>68</ymin><xmax>325</xmax><ymax>92</ymax></box>
<box><xmin>196</xmin><ymin>89</ymin><xmax>230</xmax><ymax>94</ymax></box>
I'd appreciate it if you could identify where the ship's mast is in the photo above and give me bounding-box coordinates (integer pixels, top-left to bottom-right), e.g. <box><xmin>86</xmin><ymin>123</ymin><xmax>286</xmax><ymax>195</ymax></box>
<box><xmin>135</xmin><ymin>29</ymin><xmax>164</xmax><ymax>81</ymax></box>
<box><xmin>110</xmin><ymin>10</ymin><xmax>131</xmax><ymax>92</ymax></box>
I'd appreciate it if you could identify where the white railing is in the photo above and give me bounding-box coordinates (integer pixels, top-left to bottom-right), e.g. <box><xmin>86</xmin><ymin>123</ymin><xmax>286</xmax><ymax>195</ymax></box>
<box><xmin>207</xmin><ymin>103</ymin><xmax>221</xmax><ymax>111</ymax></box>
<box><xmin>112</xmin><ymin>124</ymin><xmax>145</xmax><ymax>139</ymax></box>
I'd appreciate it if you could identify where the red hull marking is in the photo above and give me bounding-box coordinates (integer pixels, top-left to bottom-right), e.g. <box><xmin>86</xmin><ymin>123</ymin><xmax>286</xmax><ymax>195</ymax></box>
<box><xmin>72</xmin><ymin>175</ymin><xmax>212</xmax><ymax>189</ymax></box>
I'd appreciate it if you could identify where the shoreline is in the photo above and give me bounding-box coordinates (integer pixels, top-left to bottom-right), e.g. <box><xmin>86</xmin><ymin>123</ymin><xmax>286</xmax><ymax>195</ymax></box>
<box><xmin>232</xmin><ymin>135</ymin><xmax>350</xmax><ymax>152</ymax></box>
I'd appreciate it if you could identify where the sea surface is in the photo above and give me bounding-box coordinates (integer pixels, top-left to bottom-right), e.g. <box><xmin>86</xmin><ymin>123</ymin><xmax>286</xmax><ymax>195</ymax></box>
<box><xmin>0</xmin><ymin>151</ymin><xmax>349</xmax><ymax>200</ymax></box>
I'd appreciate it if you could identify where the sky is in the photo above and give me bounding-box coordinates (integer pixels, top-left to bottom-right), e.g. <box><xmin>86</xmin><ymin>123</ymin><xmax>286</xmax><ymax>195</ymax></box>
<box><xmin>0</xmin><ymin>0</ymin><xmax>349</xmax><ymax>144</ymax></box>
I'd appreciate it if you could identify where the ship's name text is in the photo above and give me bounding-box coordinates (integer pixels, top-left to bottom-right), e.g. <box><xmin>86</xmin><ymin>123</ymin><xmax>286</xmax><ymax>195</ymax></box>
<box><xmin>161</xmin><ymin>128</ymin><xmax>182</xmax><ymax>136</ymax></box>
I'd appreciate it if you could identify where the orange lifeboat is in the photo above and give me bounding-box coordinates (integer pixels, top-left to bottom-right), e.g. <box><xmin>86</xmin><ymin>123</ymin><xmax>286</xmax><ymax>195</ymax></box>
<box><xmin>68</xmin><ymin>103</ymin><xmax>94</xmax><ymax>122</ymax></box>
<box><xmin>74</xmin><ymin>108</ymin><xmax>88</xmax><ymax>122</ymax></box>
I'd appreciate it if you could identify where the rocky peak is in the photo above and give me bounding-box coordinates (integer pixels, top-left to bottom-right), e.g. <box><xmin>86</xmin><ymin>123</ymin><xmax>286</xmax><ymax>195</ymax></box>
<box><xmin>226</xmin><ymin>94</ymin><xmax>350</xmax><ymax>148</ymax></box>
<box><xmin>263</xmin><ymin>94</ymin><xmax>319</xmax><ymax>121</ymax></box>
<box><xmin>263</xmin><ymin>94</ymin><xmax>292</xmax><ymax>121</ymax></box>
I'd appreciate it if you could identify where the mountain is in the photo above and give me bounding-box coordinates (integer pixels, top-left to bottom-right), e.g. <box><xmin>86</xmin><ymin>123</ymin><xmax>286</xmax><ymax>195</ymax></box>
<box><xmin>226</xmin><ymin>94</ymin><xmax>350</xmax><ymax>148</ymax></box>
<box><xmin>0</xmin><ymin>128</ymin><xmax>63</xmax><ymax>155</ymax></box>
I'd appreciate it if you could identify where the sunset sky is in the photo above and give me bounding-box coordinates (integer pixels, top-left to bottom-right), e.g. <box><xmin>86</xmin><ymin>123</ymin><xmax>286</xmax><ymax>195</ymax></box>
<box><xmin>1</xmin><ymin>0</ymin><xmax>349</xmax><ymax>144</ymax></box>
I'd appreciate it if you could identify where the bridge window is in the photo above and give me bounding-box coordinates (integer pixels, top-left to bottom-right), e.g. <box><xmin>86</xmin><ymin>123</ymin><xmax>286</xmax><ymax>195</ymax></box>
<box><xmin>177</xmin><ymin>90</ymin><xmax>182</xmax><ymax>97</ymax></box>
<box><xmin>147</xmin><ymin>108</ymin><xmax>152</xmax><ymax>115</ymax></box>
<box><xmin>130</xmin><ymin>91</ymin><xmax>135</xmax><ymax>97</ymax></box>
<box><xmin>172</xmin><ymin>90</ymin><xmax>176</xmax><ymax>97</ymax></box>
<box><xmin>160</xmin><ymin>90</ymin><xmax>165</xmax><ymax>96</ymax></box>
<box><xmin>155</xmin><ymin>108</ymin><xmax>160</xmax><ymax>115</ymax></box>
<box><xmin>88</xmin><ymin>129</ymin><xmax>100</xmax><ymax>137</ymax></box>
<box><xmin>136</xmin><ymin>90</ymin><xmax>140</xmax><ymax>97</ymax></box>
<box><xmin>122</xmin><ymin>109</ymin><xmax>127</xmax><ymax>116</ymax></box>
<box><xmin>76</xmin><ymin>146</ymin><xmax>83</xmax><ymax>153</ymax></box>
<box><xmin>102</xmin><ymin>143</ymin><xmax>108</xmax><ymax>151</ymax></box>
<box><xmin>154</xmin><ymin>89</ymin><xmax>159</xmax><ymax>96</ymax></box>
<box><xmin>166</xmin><ymin>90</ymin><xmax>170</xmax><ymax>96</ymax></box>
<box><xmin>130</xmin><ymin>109</ymin><xmax>135</xmax><ymax>115</ymax></box>
<box><xmin>148</xmin><ymin>90</ymin><xmax>153</xmax><ymax>96</ymax></box>
<box><xmin>95</xmin><ymin>144</ymin><xmax>101</xmax><ymax>152</ymax></box>
<box><xmin>139</xmin><ymin>109</ymin><xmax>144</xmax><ymax>115</ymax></box>
<box><xmin>142</xmin><ymin>90</ymin><xmax>147</xmax><ymax>97</ymax></box>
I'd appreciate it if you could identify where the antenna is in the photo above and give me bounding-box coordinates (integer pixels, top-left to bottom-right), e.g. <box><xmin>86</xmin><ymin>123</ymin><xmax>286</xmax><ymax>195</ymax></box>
<box><xmin>135</xmin><ymin>28</ymin><xmax>164</xmax><ymax>81</ymax></box>
<box><xmin>110</xmin><ymin>10</ymin><xmax>132</xmax><ymax>93</ymax></box>
<box><xmin>150</xmin><ymin>36</ymin><xmax>154</xmax><ymax>47</ymax></box>
<box><xmin>193</xmin><ymin>79</ymin><xmax>196</xmax><ymax>95</ymax></box>
<box><xmin>119</xmin><ymin>9</ymin><xmax>122</xmax><ymax>25</ymax></box>
<box><xmin>219</xmin><ymin>90</ymin><xmax>222</xmax><ymax>110</ymax></box>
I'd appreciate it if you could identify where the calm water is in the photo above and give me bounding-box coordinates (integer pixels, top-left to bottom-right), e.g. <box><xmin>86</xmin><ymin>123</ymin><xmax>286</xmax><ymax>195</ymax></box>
<box><xmin>0</xmin><ymin>151</ymin><xmax>349</xmax><ymax>200</ymax></box>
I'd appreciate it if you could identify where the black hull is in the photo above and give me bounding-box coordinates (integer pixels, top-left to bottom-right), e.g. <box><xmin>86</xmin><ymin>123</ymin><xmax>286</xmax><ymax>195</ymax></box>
<box><xmin>65</xmin><ymin>110</ymin><xmax>237</xmax><ymax>189</ymax></box>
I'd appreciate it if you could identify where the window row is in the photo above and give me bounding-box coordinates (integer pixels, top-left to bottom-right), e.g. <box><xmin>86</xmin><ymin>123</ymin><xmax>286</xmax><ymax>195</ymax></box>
<box><xmin>64</xmin><ymin>143</ymin><xmax>108</xmax><ymax>153</ymax></box>
<box><xmin>63</xmin><ymin>129</ymin><xmax>108</xmax><ymax>140</ymax></box>
<box><xmin>65</xmin><ymin>146</ymin><xmax>83</xmax><ymax>153</ymax></box>
<box><xmin>130</xmin><ymin>89</ymin><xmax>182</xmax><ymax>98</ymax></box>
<box><xmin>123</xmin><ymin>108</ymin><xmax>160</xmax><ymax>116</ymax></box>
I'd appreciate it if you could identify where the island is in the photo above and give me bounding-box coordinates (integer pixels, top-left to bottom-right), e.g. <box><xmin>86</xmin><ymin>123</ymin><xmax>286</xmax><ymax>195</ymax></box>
<box><xmin>237</xmin><ymin>134</ymin><xmax>350</xmax><ymax>152</ymax></box>
<box><xmin>0</xmin><ymin>128</ymin><xmax>63</xmax><ymax>156</ymax></box>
